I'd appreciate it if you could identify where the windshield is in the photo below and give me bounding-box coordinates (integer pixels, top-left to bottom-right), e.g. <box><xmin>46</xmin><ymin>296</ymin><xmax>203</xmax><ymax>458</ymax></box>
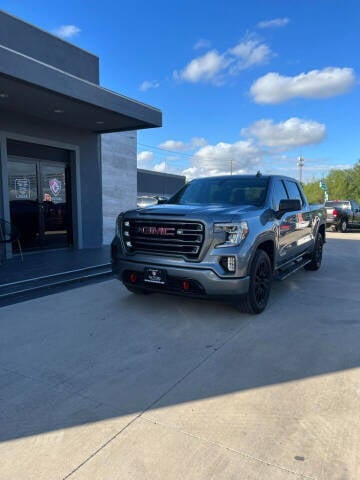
<box><xmin>167</xmin><ymin>177</ymin><xmax>269</xmax><ymax>206</ymax></box>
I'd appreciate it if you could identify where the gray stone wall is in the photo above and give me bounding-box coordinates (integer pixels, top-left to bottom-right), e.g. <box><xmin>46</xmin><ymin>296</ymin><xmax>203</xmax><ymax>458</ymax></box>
<box><xmin>101</xmin><ymin>132</ymin><xmax>137</xmax><ymax>244</ymax></box>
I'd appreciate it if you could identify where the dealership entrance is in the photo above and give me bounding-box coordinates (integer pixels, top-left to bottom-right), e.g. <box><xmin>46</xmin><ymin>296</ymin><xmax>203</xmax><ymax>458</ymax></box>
<box><xmin>8</xmin><ymin>156</ymin><xmax>72</xmax><ymax>252</ymax></box>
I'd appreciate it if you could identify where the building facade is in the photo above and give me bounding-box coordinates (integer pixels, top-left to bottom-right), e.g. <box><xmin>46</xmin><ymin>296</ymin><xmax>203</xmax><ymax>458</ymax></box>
<box><xmin>137</xmin><ymin>169</ymin><xmax>186</xmax><ymax>198</ymax></box>
<box><xmin>0</xmin><ymin>11</ymin><xmax>161</xmax><ymax>258</ymax></box>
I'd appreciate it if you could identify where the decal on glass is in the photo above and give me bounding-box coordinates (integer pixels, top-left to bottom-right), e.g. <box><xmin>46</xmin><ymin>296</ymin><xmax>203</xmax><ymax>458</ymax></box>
<box><xmin>15</xmin><ymin>178</ymin><xmax>30</xmax><ymax>199</ymax></box>
<box><xmin>49</xmin><ymin>178</ymin><xmax>62</xmax><ymax>196</ymax></box>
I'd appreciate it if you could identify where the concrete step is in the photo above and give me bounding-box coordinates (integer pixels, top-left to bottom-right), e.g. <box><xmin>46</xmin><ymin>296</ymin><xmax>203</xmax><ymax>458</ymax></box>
<box><xmin>0</xmin><ymin>263</ymin><xmax>113</xmax><ymax>306</ymax></box>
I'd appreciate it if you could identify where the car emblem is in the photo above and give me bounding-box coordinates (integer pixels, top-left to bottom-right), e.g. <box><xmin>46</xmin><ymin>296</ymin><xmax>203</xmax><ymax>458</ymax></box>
<box><xmin>137</xmin><ymin>226</ymin><xmax>175</xmax><ymax>236</ymax></box>
<box><xmin>49</xmin><ymin>178</ymin><xmax>62</xmax><ymax>196</ymax></box>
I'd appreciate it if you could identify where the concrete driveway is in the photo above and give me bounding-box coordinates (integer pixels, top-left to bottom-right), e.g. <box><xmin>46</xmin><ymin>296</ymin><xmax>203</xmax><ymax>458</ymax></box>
<box><xmin>1</xmin><ymin>231</ymin><xmax>359</xmax><ymax>480</ymax></box>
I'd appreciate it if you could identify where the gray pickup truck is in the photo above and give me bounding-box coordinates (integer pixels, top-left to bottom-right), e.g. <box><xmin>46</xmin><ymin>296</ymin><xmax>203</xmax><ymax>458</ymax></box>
<box><xmin>111</xmin><ymin>174</ymin><xmax>326</xmax><ymax>314</ymax></box>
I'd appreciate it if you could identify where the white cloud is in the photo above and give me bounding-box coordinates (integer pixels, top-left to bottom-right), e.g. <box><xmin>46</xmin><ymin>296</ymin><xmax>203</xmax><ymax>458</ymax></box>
<box><xmin>242</xmin><ymin>118</ymin><xmax>326</xmax><ymax>150</ymax></box>
<box><xmin>139</xmin><ymin>80</ymin><xmax>160</xmax><ymax>92</ymax></box>
<box><xmin>137</xmin><ymin>151</ymin><xmax>154</xmax><ymax>163</ymax></box>
<box><xmin>159</xmin><ymin>137</ymin><xmax>207</xmax><ymax>151</ymax></box>
<box><xmin>194</xmin><ymin>38</ymin><xmax>212</xmax><ymax>50</ymax></box>
<box><xmin>179</xmin><ymin>117</ymin><xmax>328</xmax><ymax>179</ymax></box>
<box><xmin>53</xmin><ymin>25</ymin><xmax>81</xmax><ymax>39</ymax></box>
<box><xmin>250</xmin><ymin>67</ymin><xmax>356</xmax><ymax>104</ymax></box>
<box><xmin>182</xmin><ymin>166</ymin><xmax>198</xmax><ymax>177</ymax></box>
<box><xmin>174</xmin><ymin>38</ymin><xmax>272</xmax><ymax>85</ymax></box>
<box><xmin>159</xmin><ymin>140</ymin><xmax>186</xmax><ymax>151</ymax></box>
<box><xmin>174</xmin><ymin>50</ymin><xmax>229</xmax><ymax>84</ymax></box>
<box><xmin>257</xmin><ymin>18</ymin><xmax>290</xmax><ymax>28</ymax></box>
<box><xmin>228</xmin><ymin>40</ymin><xmax>272</xmax><ymax>72</ymax></box>
<box><xmin>190</xmin><ymin>137</ymin><xmax>208</xmax><ymax>149</ymax></box>
<box><xmin>183</xmin><ymin>140</ymin><xmax>264</xmax><ymax>178</ymax></box>
<box><xmin>153</xmin><ymin>161</ymin><xmax>166</xmax><ymax>172</ymax></box>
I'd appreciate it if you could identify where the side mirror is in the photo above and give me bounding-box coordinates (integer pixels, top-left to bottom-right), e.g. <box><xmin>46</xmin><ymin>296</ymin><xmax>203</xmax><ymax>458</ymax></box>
<box><xmin>278</xmin><ymin>199</ymin><xmax>301</xmax><ymax>212</ymax></box>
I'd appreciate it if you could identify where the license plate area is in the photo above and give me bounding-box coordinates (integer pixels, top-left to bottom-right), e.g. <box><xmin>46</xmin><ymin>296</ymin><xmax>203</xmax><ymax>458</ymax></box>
<box><xmin>144</xmin><ymin>267</ymin><xmax>166</xmax><ymax>285</ymax></box>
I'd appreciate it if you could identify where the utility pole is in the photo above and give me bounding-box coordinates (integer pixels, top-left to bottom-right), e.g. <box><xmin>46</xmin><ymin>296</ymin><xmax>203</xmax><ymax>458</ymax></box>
<box><xmin>230</xmin><ymin>158</ymin><xmax>233</xmax><ymax>176</ymax></box>
<box><xmin>297</xmin><ymin>156</ymin><xmax>304</xmax><ymax>183</ymax></box>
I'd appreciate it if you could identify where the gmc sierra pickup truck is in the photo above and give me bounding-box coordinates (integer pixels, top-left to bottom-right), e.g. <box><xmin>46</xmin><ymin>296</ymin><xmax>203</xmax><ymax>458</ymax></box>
<box><xmin>111</xmin><ymin>174</ymin><xmax>326</xmax><ymax>314</ymax></box>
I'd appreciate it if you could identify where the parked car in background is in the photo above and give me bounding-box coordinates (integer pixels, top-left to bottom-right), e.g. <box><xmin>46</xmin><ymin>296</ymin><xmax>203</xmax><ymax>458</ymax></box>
<box><xmin>112</xmin><ymin>174</ymin><xmax>326</xmax><ymax>314</ymax></box>
<box><xmin>325</xmin><ymin>200</ymin><xmax>360</xmax><ymax>232</ymax></box>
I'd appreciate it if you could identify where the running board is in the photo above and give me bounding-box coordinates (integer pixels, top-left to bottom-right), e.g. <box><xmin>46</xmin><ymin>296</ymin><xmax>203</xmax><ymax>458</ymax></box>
<box><xmin>275</xmin><ymin>258</ymin><xmax>311</xmax><ymax>281</ymax></box>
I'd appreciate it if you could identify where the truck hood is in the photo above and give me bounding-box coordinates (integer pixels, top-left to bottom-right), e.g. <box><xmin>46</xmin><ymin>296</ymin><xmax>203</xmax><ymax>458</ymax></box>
<box><xmin>133</xmin><ymin>203</ymin><xmax>259</xmax><ymax>220</ymax></box>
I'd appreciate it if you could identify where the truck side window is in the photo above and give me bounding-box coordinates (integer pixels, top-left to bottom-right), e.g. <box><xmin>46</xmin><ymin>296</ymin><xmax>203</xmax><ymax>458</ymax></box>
<box><xmin>272</xmin><ymin>180</ymin><xmax>288</xmax><ymax>210</ymax></box>
<box><xmin>284</xmin><ymin>180</ymin><xmax>304</xmax><ymax>206</ymax></box>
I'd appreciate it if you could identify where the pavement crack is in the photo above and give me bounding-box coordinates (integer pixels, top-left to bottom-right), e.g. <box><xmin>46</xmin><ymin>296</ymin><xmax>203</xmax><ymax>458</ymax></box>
<box><xmin>62</xmin><ymin>318</ymin><xmax>252</xmax><ymax>479</ymax></box>
<box><xmin>141</xmin><ymin>415</ymin><xmax>318</xmax><ymax>480</ymax></box>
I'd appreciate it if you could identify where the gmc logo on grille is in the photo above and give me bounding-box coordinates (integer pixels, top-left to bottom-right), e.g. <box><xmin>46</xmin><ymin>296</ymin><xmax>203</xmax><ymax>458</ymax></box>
<box><xmin>137</xmin><ymin>226</ymin><xmax>176</xmax><ymax>236</ymax></box>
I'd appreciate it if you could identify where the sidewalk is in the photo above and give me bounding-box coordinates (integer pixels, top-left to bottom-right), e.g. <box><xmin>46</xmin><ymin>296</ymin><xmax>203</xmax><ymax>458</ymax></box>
<box><xmin>0</xmin><ymin>246</ymin><xmax>111</xmax><ymax>287</ymax></box>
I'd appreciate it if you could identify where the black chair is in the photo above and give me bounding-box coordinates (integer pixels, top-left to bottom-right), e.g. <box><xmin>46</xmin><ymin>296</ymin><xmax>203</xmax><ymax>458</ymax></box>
<box><xmin>0</xmin><ymin>219</ymin><xmax>23</xmax><ymax>262</ymax></box>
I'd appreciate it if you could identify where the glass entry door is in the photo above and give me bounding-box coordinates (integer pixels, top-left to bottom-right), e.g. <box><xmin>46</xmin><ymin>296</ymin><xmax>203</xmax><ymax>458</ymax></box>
<box><xmin>8</xmin><ymin>158</ymin><xmax>72</xmax><ymax>251</ymax></box>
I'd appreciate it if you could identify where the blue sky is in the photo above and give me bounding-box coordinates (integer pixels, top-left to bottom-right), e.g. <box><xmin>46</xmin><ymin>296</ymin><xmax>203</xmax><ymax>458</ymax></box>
<box><xmin>2</xmin><ymin>0</ymin><xmax>360</xmax><ymax>180</ymax></box>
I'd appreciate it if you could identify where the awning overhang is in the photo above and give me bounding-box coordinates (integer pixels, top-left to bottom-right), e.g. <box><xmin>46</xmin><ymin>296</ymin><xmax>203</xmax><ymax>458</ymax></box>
<box><xmin>0</xmin><ymin>45</ymin><xmax>162</xmax><ymax>133</ymax></box>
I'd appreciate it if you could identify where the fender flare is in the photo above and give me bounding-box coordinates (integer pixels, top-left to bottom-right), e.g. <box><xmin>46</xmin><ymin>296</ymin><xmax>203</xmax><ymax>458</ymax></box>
<box><xmin>247</xmin><ymin>231</ymin><xmax>277</xmax><ymax>275</ymax></box>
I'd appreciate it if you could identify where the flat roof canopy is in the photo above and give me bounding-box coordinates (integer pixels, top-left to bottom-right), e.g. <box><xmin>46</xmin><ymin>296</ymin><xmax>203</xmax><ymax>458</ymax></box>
<box><xmin>0</xmin><ymin>45</ymin><xmax>162</xmax><ymax>133</ymax></box>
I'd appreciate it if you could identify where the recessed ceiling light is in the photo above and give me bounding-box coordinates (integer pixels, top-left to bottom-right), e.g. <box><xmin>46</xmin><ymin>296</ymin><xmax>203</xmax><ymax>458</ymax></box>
<box><xmin>96</xmin><ymin>121</ymin><xmax>104</xmax><ymax>125</ymax></box>
<box><xmin>54</xmin><ymin>108</ymin><xmax>64</xmax><ymax>113</ymax></box>
<box><xmin>0</xmin><ymin>93</ymin><xmax>8</xmax><ymax>98</ymax></box>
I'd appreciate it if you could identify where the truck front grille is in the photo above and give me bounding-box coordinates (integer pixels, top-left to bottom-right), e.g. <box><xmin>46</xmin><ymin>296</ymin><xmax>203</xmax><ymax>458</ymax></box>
<box><xmin>122</xmin><ymin>219</ymin><xmax>205</xmax><ymax>259</ymax></box>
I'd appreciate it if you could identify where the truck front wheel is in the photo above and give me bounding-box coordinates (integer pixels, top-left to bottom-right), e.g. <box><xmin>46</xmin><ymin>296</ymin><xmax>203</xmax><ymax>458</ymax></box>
<box><xmin>304</xmin><ymin>233</ymin><xmax>323</xmax><ymax>271</ymax></box>
<box><xmin>237</xmin><ymin>249</ymin><xmax>272</xmax><ymax>314</ymax></box>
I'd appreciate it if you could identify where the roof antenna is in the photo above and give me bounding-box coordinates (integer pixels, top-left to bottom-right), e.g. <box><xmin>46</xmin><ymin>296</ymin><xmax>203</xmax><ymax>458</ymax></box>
<box><xmin>256</xmin><ymin>170</ymin><xmax>262</xmax><ymax>177</ymax></box>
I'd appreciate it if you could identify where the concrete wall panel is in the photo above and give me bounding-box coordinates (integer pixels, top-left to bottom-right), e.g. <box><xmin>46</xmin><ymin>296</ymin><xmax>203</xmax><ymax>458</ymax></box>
<box><xmin>101</xmin><ymin>132</ymin><xmax>137</xmax><ymax>244</ymax></box>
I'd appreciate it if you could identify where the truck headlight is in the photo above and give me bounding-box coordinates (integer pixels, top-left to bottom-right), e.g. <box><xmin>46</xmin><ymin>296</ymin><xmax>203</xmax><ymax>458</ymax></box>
<box><xmin>214</xmin><ymin>222</ymin><xmax>249</xmax><ymax>247</ymax></box>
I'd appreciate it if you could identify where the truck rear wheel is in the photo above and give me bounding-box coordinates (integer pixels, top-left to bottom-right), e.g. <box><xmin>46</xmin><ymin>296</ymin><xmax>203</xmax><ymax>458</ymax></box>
<box><xmin>337</xmin><ymin>219</ymin><xmax>348</xmax><ymax>233</ymax></box>
<box><xmin>237</xmin><ymin>250</ymin><xmax>272</xmax><ymax>314</ymax></box>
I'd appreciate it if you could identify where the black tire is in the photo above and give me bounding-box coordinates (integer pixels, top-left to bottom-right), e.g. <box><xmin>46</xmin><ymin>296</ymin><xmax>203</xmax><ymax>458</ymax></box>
<box><xmin>237</xmin><ymin>250</ymin><xmax>272</xmax><ymax>314</ymax></box>
<box><xmin>304</xmin><ymin>233</ymin><xmax>323</xmax><ymax>271</ymax></box>
<box><xmin>125</xmin><ymin>285</ymin><xmax>152</xmax><ymax>295</ymax></box>
<box><xmin>336</xmin><ymin>219</ymin><xmax>348</xmax><ymax>233</ymax></box>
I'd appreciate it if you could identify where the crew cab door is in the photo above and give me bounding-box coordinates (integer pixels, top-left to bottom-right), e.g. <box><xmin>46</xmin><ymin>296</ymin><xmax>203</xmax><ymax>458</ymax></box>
<box><xmin>284</xmin><ymin>180</ymin><xmax>313</xmax><ymax>253</ymax></box>
<box><xmin>271</xmin><ymin>180</ymin><xmax>298</xmax><ymax>261</ymax></box>
<box><xmin>272</xmin><ymin>179</ymin><xmax>312</xmax><ymax>262</ymax></box>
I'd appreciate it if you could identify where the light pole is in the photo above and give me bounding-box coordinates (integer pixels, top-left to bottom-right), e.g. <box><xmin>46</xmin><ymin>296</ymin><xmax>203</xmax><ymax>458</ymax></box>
<box><xmin>297</xmin><ymin>156</ymin><xmax>304</xmax><ymax>183</ymax></box>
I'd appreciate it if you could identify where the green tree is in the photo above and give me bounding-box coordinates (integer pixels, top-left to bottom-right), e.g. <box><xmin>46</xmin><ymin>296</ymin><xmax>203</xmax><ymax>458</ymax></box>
<box><xmin>302</xmin><ymin>180</ymin><xmax>324</xmax><ymax>204</ymax></box>
<box><xmin>346</xmin><ymin>161</ymin><xmax>360</xmax><ymax>202</ymax></box>
<box><xmin>326</xmin><ymin>169</ymin><xmax>351</xmax><ymax>200</ymax></box>
<box><xmin>302</xmin><ymin>161</ymin><xmax>360</xmax><ymax>204</ymax></box>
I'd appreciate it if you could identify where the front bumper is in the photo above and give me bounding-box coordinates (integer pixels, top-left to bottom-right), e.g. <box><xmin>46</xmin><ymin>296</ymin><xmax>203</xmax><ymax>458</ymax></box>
<box><xmin>111</xmin><ymin>255</ymin><xmax>250</xmax><ymax>297</ymax></box>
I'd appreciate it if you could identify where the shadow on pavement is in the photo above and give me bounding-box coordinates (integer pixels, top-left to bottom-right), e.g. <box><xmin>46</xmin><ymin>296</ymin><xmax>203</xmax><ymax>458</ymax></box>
<box><xmin>0</xmin><ymin>234</ymin><xmax>360</xmax><ymax>443</ymax></box>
